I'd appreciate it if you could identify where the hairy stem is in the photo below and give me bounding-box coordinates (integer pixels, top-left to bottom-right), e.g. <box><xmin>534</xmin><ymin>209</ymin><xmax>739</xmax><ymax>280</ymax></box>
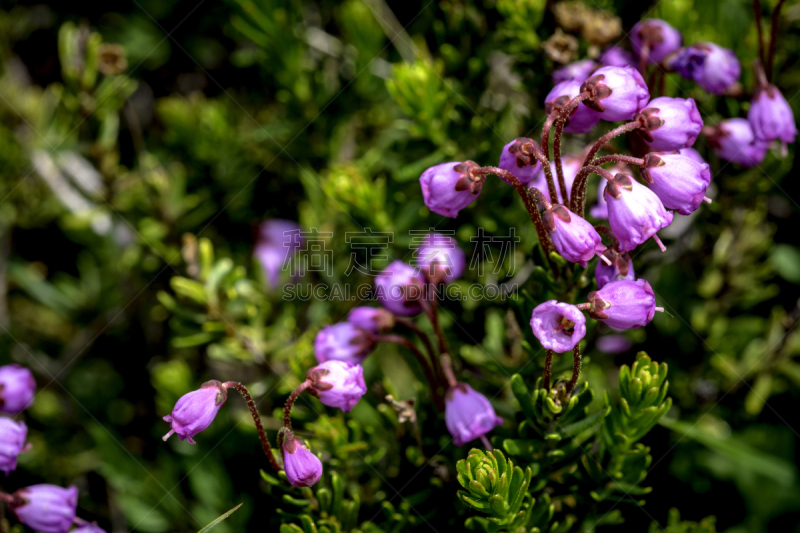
<box><xmin>582</xmin><ymin>121</ymin><xmax>642</xmax><ymax>168</ymax></box>
<box><xmin>224</xmin><ymin>382</ymin><xmax>282</xmax><ymax>472</ymax></box>
<box><xmin>594</xmin><ymin>225</ymin><xmax>620</xmax><ymax>250</ymax></box>
<box><xmin>395</xmin><ymin>316</ymin><xmax>442</xmax><ymax>381</ymax></box>
<box><xmin>569</xmin><ymin>165</ymin><xmax>616</xmax><ymax>217</ymax></box>
<box><xmin>540</xmin><ymin>112</ymin><xmax>560</xmax><ymax>202</ymax></box>
<box><xmin>554</xmin><ymin>93</ymin><xmax>590</xmax><ymax>204</ymax></box>
<box><xmin>283</xmin><ymin>380</ymin><xmax>312</xmax><ymax>430</ymax></box>
<box><xmin>590</xmin><ymin>154</ymin><xmax>645</xmax><ymax>167</ymax></box>
<box><xmin>543</xmin><ymin>350</ymin><xmax>554</xmax><ymax>391</ymax></box>
<box><xmin>565</xmin><ymin>344</ymin><xmax>582</xmax><ymax>398</ymax></box>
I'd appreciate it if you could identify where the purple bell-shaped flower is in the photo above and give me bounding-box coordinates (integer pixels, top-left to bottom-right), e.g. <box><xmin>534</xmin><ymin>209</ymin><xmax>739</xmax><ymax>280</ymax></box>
<box><xmin>748</xmin><ymin>83</ymin><xmax>798</xmax><ymax>149</ymax></box>
<box><xmin>599</xmin><ymin>46</ymin><xmax>637</xmax><ymax>68</ymax></box>
<box><xmin>420</xmin><ymin>161</ymin><xmax>482</xmax><ymax>218</ymax></box>
<box><xmin>604</xmin><ymin>174</ymin><xmax>673</xmax><ymax>252</ymax></box>
<box><xmin>669</xmin><ymin>43</ymin><xmax>740</xmax><ymax>94</ymax></box>
<box><xmin>587</xmin><ymin>279</ymin><xmax>663</xmax><ymax>330</ymax></box>
<box><xmin>254</xmin><ymin>219</ymin><xmax>302</xmax><ymax>289</ymax></box>
<box><xmin>706</xmin><ymin>118</ymin><xmax>769</xmax><ymax>168</ymax></box>
<box><xmin>0</xmin><ymin>364</ymin><xmax>36</xmax><ymax>414</ymax></box>
<box><xmin>545</xmin><ymin>80</ymin><xmax>601</xmax><ymax>133</ymax></box>
<box><xmin>314</xmin><ymin>323</ymin><xmax>375</xmax><ymax>364</ymax></box>
<box><xmin>580</xmin><ymin>66</ymin><xmax>650</xmax><ymax>122</ymax></box>
<box><xmin>163</xmin><ymin>380</ymin><xmax>228</xmax><ymax>444</ymax></box>
<box><xmin>634</xmin><ymin>97</ymin><xmax>703</xmax><ymax>151</ymax></box>
<box><xmin>552</xmin><ymin>59</ymin><xmax>598</xmax><ymax>83</ymax></box>
<box><xmin>542</xmin><ymin>205</ymin><xmax>609</xmax><ymax>268</ymax></box>
<box><xmin>0</xmin><ymin>418</ymin><xmax>29</xmax><ymax>475</ymax></box>
<box><xmin>530</xmin><ymin>300</ymin><xmax>587</xmax><ymax>353</ymax></box>
<box><xmin>641</xmin><ymin>152</ymin><xmax>711</xmax><ymax>215</ymax></box>
<box><xmin>375</xmin><ymin>260</ymin><xmax>426</xmax><ymax>316</ymax></box>
<box><xmin>347</xmin><ymin>307</ymin><xmax>395</xmax><ymax>334</ymax></box>
<box><xmin>10</xmin><ymin>484</ymin><xmax>78</xmax><ymax>533</ymax></box>
<box><xmin>594</xmin><ymin>249</ymin><xmax>635</xmax><ymax>290</ymax></box>
<box><xmin>306</xmin><ymin>361</ymin><xmax>367</xmax><ymax>412</ymax></box>
<box><xmin>444</xmin><ymin>383</ymin><xmax>503</xmax><ymax>446</ymax></box>
<box><xmin>498</xmin><ymin>138</ymin><xmax>541</xmax><ymax>185</ymax></box>
<box><xmin>416</xmin><ymin>233</ymin><xmax>466</xmax><ymax>283</ymax></box>
<box><xmin>281</xmin><ymin>434</ymin><xmax>323</xmax><ymax>487</ymax></box>
<box><xmin>630</xmin><ymin>19</ymin><xmax>682</xmax><ymax>64</ymax></box>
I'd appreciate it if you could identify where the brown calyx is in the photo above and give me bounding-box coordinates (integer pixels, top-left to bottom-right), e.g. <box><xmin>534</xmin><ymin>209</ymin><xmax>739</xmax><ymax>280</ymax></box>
<box><xmin>586</xmin><ymin>291</ymin><xmax>611</xmax><ymax>320</ymax></box>
<box><xmin>604</xmin><ymin>174</ymin><xmax>634</xmax><ymax>200</ymax></box>
<box><xmin>640</xmin><ymin>153</ymin><xmax>666</xmax><ymax>183</ymax></box>
<box><xmin>580</xmin><ymin>74</ymin><xmax>613</xmax><ymax>112</ymax></box>
<box><xmin>632</xmin><ymin>108</ymin><xmax>665</xmax><ymax>142</ymax></box>
<box><xmin>542</xmin><ymin>204</ymin><xmax>572</xmax><ymax>232</ymax></box>
<box><xmin>454</xmin><ymin>161</ymin><xmax>484</xmax><ymax>195</ymax></box>
<box><xmin>305</xmin><ymin>368</ymin><xmax>333</xmax><ymax>397</ymax></box>
<box><xmin>508</xmin><ymin>138</ymin><xmax>540</xmax><ymax>169</ymax></box>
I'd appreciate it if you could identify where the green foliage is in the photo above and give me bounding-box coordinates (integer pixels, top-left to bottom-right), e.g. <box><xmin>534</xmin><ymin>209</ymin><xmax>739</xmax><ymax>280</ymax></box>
<box><xmin>649</xmin><ymin>509</ymin><xmax>716</xmax><ymax>533</ymax></box>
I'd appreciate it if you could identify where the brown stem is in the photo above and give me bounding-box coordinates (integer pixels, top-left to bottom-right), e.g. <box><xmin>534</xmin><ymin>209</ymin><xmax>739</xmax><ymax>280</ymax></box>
<box><xmin>394</xmin><ymin>316</ymin><xmax>442</xmax><ymax>380</ymax></box>
<box><xmin>376</xmin><ymin>333</ymin><xmax>444</xmax><ymax>410</ymax></box>
<box><xmin>754</xmin><ymin>0</ymin><xmax>765</xmax><ymax>68</ymax></box>
<box><xmin>472</xmin><ymin>166</ymin><xmax>558</xmax><ymax>273</ymax></box>
<box><xmin>565</xmin><ymin>344</ymin><xmax>582</xmax><ymax>397</ymax></box>
<box><xmin>766</xmin><ymin>0</ymin><xmax>787</xmax><ymax>81</ymax></box>
<box><xmin>441</xmin><ymin>354</ymin><xmax>458</xmax><ymax>388</ymax></box>
<box><xmin>223</xmin><ymin>382</ymin><xmax>282</xmax><ymax>473</ymax></box>
<box><xmin>540</xmin><ymin>111</ymin><xmax>560</xmax><ymax>202</ymax></box>
<box><xmin>639</xmin><ymin>44</ymin><xmax>650</xmax><ymax>77</ymax></box>
<box><xmin>554</xmin><ymin>93</ymin><xmax>590</xmax><ymax>204</ymax></box>
<box><xmin>569</xmin><ymin>165</ymin><xmax>615</xmax><ymax>217</ymax></box>
<box><xmin>543</xmin><ymin>350</ymin><xmax>554</xmax><ymax>391</ymax></box>
<box><xmin>590</xmin><ymin>154</ymin><xmax>645</xmax><ymax>167</ymax></box>
<box><xmin>594</xmin><ymin>225</ymin><xmax>620</xmax><ymax>250</ymax></box>
<box><xmin>582</xmin><ymin>121</ymin><xmax>643</xmax><ymax>168</ymax></box>
<box><xmin>283</xmin><ymin>380</ymin><xmax>312</xmax><ymax>430</ymax></box>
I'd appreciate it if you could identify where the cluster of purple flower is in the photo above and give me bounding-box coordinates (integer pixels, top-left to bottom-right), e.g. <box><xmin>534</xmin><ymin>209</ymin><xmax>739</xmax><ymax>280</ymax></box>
<box><xmin>0</xmin><ymin>364</ymin><xmax>104</xmax><ymax>533</ymax></box>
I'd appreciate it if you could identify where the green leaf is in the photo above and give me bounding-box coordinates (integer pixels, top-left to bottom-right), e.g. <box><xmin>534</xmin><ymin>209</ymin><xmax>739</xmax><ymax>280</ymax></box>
<box><xmin>770</xmin><ymin>244</ymin><xmax>800</xmax><ymax>283</ymax></box>
<box><xmin>196</xmin><ymin>503</ymin><xmax>242</xmax><ymax>533</ymax></box>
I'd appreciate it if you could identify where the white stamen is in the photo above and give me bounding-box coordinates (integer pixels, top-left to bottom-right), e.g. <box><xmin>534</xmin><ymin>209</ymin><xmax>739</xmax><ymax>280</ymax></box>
<box><xmin>703</xmin><ymin>196</ymin><xmax>712</xmax><ymax>204</ymax></box>
<box><xmin>654</xmin><ymin>306</ymin><xmax>665</xmax><ymax>312</ymax></box>
<box><xmin>597</xmin><ymin>251</ymin><xmax>613</xmax><ymax>266</ymax></box>
<box><xmin>652</xmin><ymin>234</ymin><xmax>666</xmax><ymax>252</ymax></box>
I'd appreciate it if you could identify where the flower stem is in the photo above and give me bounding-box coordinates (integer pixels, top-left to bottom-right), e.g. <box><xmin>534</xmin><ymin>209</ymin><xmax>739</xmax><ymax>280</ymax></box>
<box><xmin>394</xmin><ymin>316</ymin><xmax>442</xmax><ymax>381</ymax></box>
<box><xmin>767</xmin><ymin>0</ymin><xmax>787</xmax><ymax>80</ymax></box>
<box><xmin>543</xmin><ymin>349</ymin><xmax>554</xmax><ymax>391</ymax></box>
<box><xmin>554</xmin><ymin>93</ymin><xmax>590</xmax><ymax>203</ymax></box>
<box><xmin>590</xmin><ymin>154</ymin><xmax>645</xmax><ymax>167</ymax></box>
<box><xmin>376</xmin><ymin>333</ymin><xmax>444</xmax><ymax>410</ymax></box>
<box><xmin>283</xmin><ymin>380</ymin><xmax>312</xmax><ymax>430</ymax></box>
<box><xmin>472</xmin><ymin>166</ymin><xmax>558</xmax><ymax>273</ymax></box>
<box><xmin>540</xmin><ymin>112</ymin><xmax>560</xmax><ymax>201</ymax></box>
<box><xmin>441</xmin><ymin>354</ymin><xmax>458</xmax><ymax>389</ymax></box>
<box><xmin>569</xmin><ymin>165</ymin><xmax>616</xmax><ymax>217</ymax></box>
<box><xmin>480</xmin><ymin>434</ymin><xmax>493</xmax><ymax>451</ymax></box>
<box><xmin>754</xmin><ymin>0</ymin><xmax>765</xmax><ymax>68</ymax></box>
<box><xmin>223</xmin><ymin>381</ymin><xmax>282</xmax><ymax>473</ymax></box>
<box><xmin>594</xmin><ymin>225</ymin><xmax>620</xmax><ymax>250</ymax></box>
<box><xmin>582</xmin><ymin>121</ymin><xmax>642</xmax><ymax>168</ymax></box>
<box><xmin>565</xmin><ymin>344</ymin><xmax>582</xmax><ymax>398</ymax></box>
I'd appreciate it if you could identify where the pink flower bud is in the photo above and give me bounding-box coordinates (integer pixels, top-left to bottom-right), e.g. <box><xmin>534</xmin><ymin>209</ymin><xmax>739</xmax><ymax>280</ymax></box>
<box><xmin>669</xmin><ymin>43</ymin><xmax>740</xmax><ymax>94</ymax></box>
<box><xmin>10</xmin><ymin>484</ymin><xmax>78</xmax><ymax>533</ymax></box>
<box><xmin>375</xmin><ymin>261</ymin><xmax>425</xmax><ymax>316</ymax></box>
<box><xmin>545</xmin><ymin>81</ymin><xmax>601</xmax><ymax>133</ymax></box>
<box><xmin>307</xmin><ymin>361</ymin><xmax>367</xmax><ymax>412</ymax></box>
<box><xmin>631</xmin><ymin>19</ymin><xmax>682</xmax><ymax>64</ymax></box>
<box><xmin>254</xmin><ymin>219</ymin><xmax>301</xmax><ymax>289</ymax></box>
<box><xmin>599</xmin><ymin>46</ymin><xmax>637</xmax><ymax>68</ymax></box>
<box><xmin>706</xmin><ymin>118</ymin><xmax>768</xmax><ymax>168</ymax></box>
<box><xmin>416</xmin><ymin>233</ymin><xmax>466</xmax><ymax>283</ymax></box>
<box><xmin>635</xmin><ymin>97</ymin><xmax>703</xmax><ymax>151</ymax></box>
<box><xmin>552</xmin><ymin>59</ymin><xmax>598</xmax><ymax>83</ymax></box>
<box><xmin>282</xmin><ymin>436</ymin><xmax>322</xmax><ymax>487</ymax></box>
<box><xmin>542</xmin><ymin>205</ymin><xmax>607</xmax><ymax>268</ymax></box>
<box><xmin>530</xmin><ymin>300</ymin><xmax>587</xmax><ymax>353</ymax></box>
<box><xmin>748</xmin><ymin>84</ymin><xmax>798</xmax><ymax>146</ymax></box>
<box><xmin>498</xmin><ymin>138</ymin><xmax>541</xmax><ymax>185</ymax></box>
<box><xmin>445</xmin><ymin>384</ymin><xmax>503</xmax><ymax>446</ymax></box>
<box><xmin>314</xmin><ymin>323</ymin><xmax>375</xmax><ymax>364</ymax></box>
<box><xmin>347</xmin><ymin>307</ymin><xmax>395</xmax><ymax>334</ymax></box>
<box><xmin>162</xmin><ymin>380</ymin><xmax>227</xmax><ymax>444</ymax></box>
<box><xmin>420</xmin><ymin>162</ymin><xmax>482</xmax><ymax>218</ymax></box>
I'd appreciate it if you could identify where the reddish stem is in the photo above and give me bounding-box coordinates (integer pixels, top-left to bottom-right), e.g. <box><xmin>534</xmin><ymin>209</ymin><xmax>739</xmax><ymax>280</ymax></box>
<box><xmin>283</xmin><ymin>380</ymin><xmax>311</xmax><ymax>430</ymax></box>
<box><xmin>554</xmin><ymin>93</ymin><xmax>590</xmax><ymax>203</ymax></box>
<box><xmin>441</xmin><ymin>354</ymin><xmax>458</xmax><ymax>389</ymax></box>
<box><xmin>569</xmin><ymin>165</ymin><xmax>616</xmax><ymax>217</ymax></box>
<box><xmin>594</xmin><ymin>225</ymin><xmax>620</xmax><ymax>250</ymax></box>
<box><xmin>590</xmin><ymin>154</ymin><xmax>645</xmax><ymax>167</ymax></box>
<box><xmin>395</xmin><ymin>316</ymin><xmax>442</xmax><ymax>380</ymax></box>
<box><xmin>582</xmin><ymin>121</ymin><xmax>642</xmax><ymax>168</ymax></box>
<box><xmin>767</xmin><ymin>0</ymin><xmax>787</xmax><ymax>81</ymax></box>
<box><xmin>540</xmin><ymin>111</ymin><xmax>560</xmax><ymax>202</ymax></box>
<box><xmin>376</xmin><ymin>333</ymin><xmax>443</xmax><ymax>410</ymax></box>
<box><xmin>754</xmin><ymin>0</ymin><xmax>765</xmax><ymax>68</ymax></box>
<box><xmin>224</xmin><ymin>381</ymin><xmax>282</xmax><ymax>473</ymax></box>
<box><xmin>564</xmin><ymin>344</ymin><xmax>582</xmax><ymax>398</ymax></box>
<box><xmin>543</xmin><ymin>349</ymin><xmax>554</xmax><ymax>391</ymax></box>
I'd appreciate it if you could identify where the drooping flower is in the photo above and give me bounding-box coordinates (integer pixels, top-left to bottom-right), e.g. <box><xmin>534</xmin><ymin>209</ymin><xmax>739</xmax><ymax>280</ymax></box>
<box><xmin>416</xmin><ymin>233</ymin><xmax>466</xmax><ymax>283</ymax></box>
<box><xmin>10</xmin><ymin>484</ymin><xmax>78</xmax><ymax>533</ymax></box>
<box><xmin>552</xmin><ymin>59</ymin><xmax>598</xmax><ymax>83</ymax></box>
<box><xmin>542</xmin><ymin>205</ymin><xmax>607</xmax><ymax>268</ymax></box>
<box><xmin>420</xmin><ymin>162</ymin><xmax>482</xmax><ymax>218</ymax></box>
<box><xmin>313</xmin><ymin>323</ymin><xmax>375</xmax><ymax>364</ymax></box>
<box><xmin>530</xmin><ymin>300</ymin><xmax>587</xmax><ymax>353</ymax></box>
<box><xmin>706</xmin><ymin>118</ymin><xmax>769</xmax><ymax>168</ymax></box>
<box><xmin>498</xmin><ymin>138</ymin><xmax>541</xmax><ymax>185</ymax></box>
<box><xmin>347</xmin><ymin>307</ymin><xmax>394</xmax><ymax>334</ymax></box>
<box><xmin>0</xmin><ymin>418</ymin><xmax>28</xmax><ymax>475</ymax></box>
<box><xmin>589</xmin><ymin>163</ymin><xmax>631</xmax><ymax>220</ymax></box>
<box><xmin>604</xmin><ymin>174</ymin><xmax>673</xmax><ymax>252</ymax></box>
<box><xmin>748</xmin><ymin>84</ymin><xmax>798</xmax><ymax>148</ymax></box>
<box><xmin>635</xmin><ymin>97</ymin><xmax>703</xmax><ymax>151</ymax></box>
<box><xmin>282</xmin><ymin>435</ymin><xmax>323</xmax><ymax>487</ymax></box>
<box><xmin>630</xmin><ymin>19</ymin><xmax>682</xmax><ymax>64</ymax></box>
<box><xmin>445</xmin><ymin>384</ymin><xmax>503</xmax><ymax>446</ymax></box>
<box><xmin>641</xmin><ymin>152</ymin><xmax>711</xmax><ymax>215</ymax></box>
<box><xmin>375</xmin><ymin>260</ymin><xmax>425</xmax><ymax>316</ymax></box>
<box><xmin>0</xmin><ymin>364</ymin><xmax>36</xmax><ymax>414</ymax></box>
<box><xmin>594</xmin><ymin>249</ymin><xmax>635</xmax><ymax>289</ymax></box>
<box><xmin>587</xmin><ymin>279</ymin><xmax>661</xmax><ymax>330</ymax></box>
<box><xmin>254</xmin><ymin>219</ymin><xmax>302</xmax><ymax>289</ymax></box>
<box><xmin>162</xmin><ymin>380</ymin><xmax>227</xmax><ymax>444</ymax></box>
<box><xmin>545</xmin><ymin>80</ymin><xmax>601</xmax><ymax>133</ymax></box>
<box><xmin>581</xmin><ymin>66</ymin><xmax>650</xmax><ymax>121</ymax></box>
<box><xmin>598</xmin><ymin>46</ymin><xmax>637</xmax><ymax>68</ymax></box>
<box><xmin>668</xmin><ymin>43</ymin><xmax>740</xmax><ymax>94</ymax></box>
<box><xmin>677</xmin><ymin>147</ymin><xmax>705</xmax><ymax>164</ymax></box>
<box><xmin>306</xmin><ymin>361</ymin><xmax>367</xmax><ymax>412</ymax></box>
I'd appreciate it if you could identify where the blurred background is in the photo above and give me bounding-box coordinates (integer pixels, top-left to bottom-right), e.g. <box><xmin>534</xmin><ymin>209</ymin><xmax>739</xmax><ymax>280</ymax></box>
<box><xmin>0</xmin><ymin>0</ymin><xmax>799</xmax><ymax>531</ymax></box>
